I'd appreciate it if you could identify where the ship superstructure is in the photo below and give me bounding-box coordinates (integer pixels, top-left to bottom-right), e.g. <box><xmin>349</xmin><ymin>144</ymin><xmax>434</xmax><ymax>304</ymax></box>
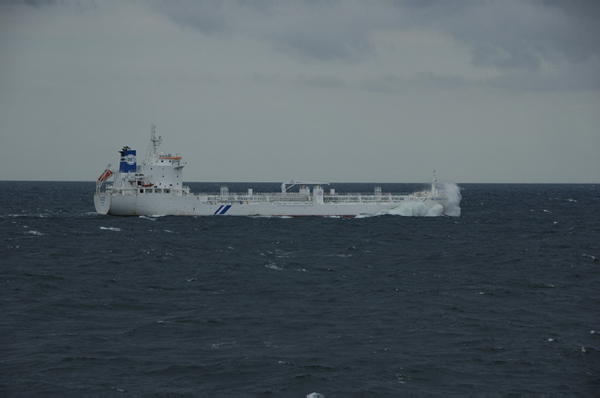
<box><xmin>95</xmin><ymin>126</ymin><xmax>451</xmax><ymax>217</ymax></box>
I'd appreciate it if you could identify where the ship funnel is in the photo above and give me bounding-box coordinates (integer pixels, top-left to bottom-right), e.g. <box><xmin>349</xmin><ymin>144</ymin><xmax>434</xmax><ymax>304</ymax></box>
<box><xmin>119</xmin><ymin>146</ymin><xmax>137</xmax><ymax>173</ymax></box>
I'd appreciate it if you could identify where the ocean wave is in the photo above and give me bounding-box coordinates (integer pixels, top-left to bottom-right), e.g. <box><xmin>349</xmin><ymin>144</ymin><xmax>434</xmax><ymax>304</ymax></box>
<box><xmin>100</xmin><ymin>227</ymin><xmax>121</xmax><ymax>231</ymax></box>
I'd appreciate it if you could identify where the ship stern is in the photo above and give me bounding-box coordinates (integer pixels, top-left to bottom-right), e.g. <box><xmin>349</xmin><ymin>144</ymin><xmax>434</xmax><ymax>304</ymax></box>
<box><xmin>94</xmin><ymin>194</ymin><xmax>111</xmax><ymax>215</ymax></box>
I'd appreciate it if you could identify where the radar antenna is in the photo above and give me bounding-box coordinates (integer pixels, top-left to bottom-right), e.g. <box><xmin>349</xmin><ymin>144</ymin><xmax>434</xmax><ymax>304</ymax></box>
<box><xmin>147</xmin><ymin>124</ymin><xmax>162</xmax><ymax>160</ymax></box>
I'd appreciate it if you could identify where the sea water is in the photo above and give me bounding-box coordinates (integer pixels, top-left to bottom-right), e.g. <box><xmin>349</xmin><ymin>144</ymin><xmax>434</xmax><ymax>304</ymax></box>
<box><xmin>1</xmin><ymin>181</ymin><xmax>599</xmax><ymax>394</ymax></box>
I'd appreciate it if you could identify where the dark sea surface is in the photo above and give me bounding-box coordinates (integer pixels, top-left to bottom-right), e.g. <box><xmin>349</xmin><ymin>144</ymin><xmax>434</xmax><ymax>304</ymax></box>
<box><xmin>1</xmin><ymin>181</ymin><xmax>599</xmax><ymax>395</ymax></box>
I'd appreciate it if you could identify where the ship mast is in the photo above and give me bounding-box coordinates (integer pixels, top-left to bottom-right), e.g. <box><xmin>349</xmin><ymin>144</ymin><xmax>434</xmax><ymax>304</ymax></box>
<box><xmin>147</xmin><ymin>124</ymin><xmax>162</xmax><ymax>161</ymax></box>
<box><xmin>431</xmin><ymin>170</ymin><xmax>438</xmax><ymax>196</ymax></box>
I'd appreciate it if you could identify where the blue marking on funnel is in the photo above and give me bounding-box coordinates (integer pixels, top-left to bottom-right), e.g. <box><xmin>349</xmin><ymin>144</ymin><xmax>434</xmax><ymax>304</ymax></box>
<box><xmin>119</xmin><ymin>149</ymin><xmax>137</xmax><ymax>173</ymax></box>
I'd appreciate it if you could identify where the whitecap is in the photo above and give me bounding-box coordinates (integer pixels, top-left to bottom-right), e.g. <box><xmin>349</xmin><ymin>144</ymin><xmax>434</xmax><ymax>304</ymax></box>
<box><xmin>384</xmin><ymin>201</ymin><xmax>429</xmax><ymax>217</ymax></box>
<box><xmin>265</xmin><ymin>261</ymin><xmax>283</xmax><ymax>270</ymax></box>
<box><xmin>100</xmin><ymin>227</ymin><xmax>121</xmax><ymax>231</ymax></box>
<box><xmin>28</xmin><ymin>230</ymin><xmax>43</xmax><ymax>236</ymax></box>
<box><xmin>426</xmin><ymin>204</ymin><xmax>444</xmax><ymax>217</ymax></box>
<box><xmin>437</xmin><ymin>181</ymin><xmax>462</xmax><ymax>217</ymax></box>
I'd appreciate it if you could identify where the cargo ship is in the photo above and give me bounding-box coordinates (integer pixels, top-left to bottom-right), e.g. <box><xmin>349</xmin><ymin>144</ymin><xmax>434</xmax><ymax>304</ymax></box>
<box><xmin>94</xmin><ymin>126</ymin><xmax>451</xmax><ymax>217</ymax></box>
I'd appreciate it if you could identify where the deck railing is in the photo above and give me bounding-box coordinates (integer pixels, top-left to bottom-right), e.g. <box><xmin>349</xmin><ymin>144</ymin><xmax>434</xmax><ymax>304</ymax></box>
<box><xmin>98</xmin><ymin>186</ymin><xmax>425</xmax><ymax>204</ymax></box>
<box><xmin>198</xmin><ymin>191</ymin><xmax>417</xmax><ymax>205</ymax></box>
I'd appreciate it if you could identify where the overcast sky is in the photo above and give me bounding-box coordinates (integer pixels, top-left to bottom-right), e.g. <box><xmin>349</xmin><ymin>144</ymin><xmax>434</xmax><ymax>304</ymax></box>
<box><xmin>1</xmin><ymin>0</ymin><xmax>599</xmax><ymax>183</ymax></box>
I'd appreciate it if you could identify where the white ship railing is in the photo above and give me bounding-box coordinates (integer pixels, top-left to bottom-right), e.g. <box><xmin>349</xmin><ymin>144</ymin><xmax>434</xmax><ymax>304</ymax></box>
<box><xmin>98</xmin><ymin>186</ymin><xmax>431</xmax><ymax>204</ymax></box>
<box><xmin>199</xmin><ymin>191</ymin><xmax>424</xmax><ymax>205</ymax></box>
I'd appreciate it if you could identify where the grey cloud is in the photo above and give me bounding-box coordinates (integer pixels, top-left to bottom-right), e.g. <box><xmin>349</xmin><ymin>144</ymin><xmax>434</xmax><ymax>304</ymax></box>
<box><xmin>363</xmin><ymin>69</ymin><xmax>600</xmax><ymax>94</ymax></box>
<box><xmin>22</xmin><ymin>0</ymin><xmax>58</xmax><ymax>6</ymax></box>
<box><xmin>291</xmin><ymin>74</ymin><xmax>345</xmax><ymax>89</ymax></box>
<box><xmin>154</xmin><ymin>2</ymin><xmax>229</xmax><ymax>36</ymax></box>
<box><xmin>412</xmin><ymin>72</ymin><xmax>473</xmax><ymax>91</ymax></box>
<box><xmin>357</xmin><ymin>74</ymin><xmax>405</xmax><ymax>93</ymax></box>
<box><xmin>398</xmin><ymin>1</ymin><xmax>600</xmax><ymax>69</ymax></box>
<box><xmin>486</xmin><ymin>63</ymin><xmax>600</xmax><ymax>92</ymax></box>
<box><xmin>252</xmin><ymin>72</ymin><xmax>282</xmax><ymax>86</ymax></box>
<box><xmin>18</xmin><ymin>0</ymin><xmax>95</xmax><ymax>9</ymax></box>
<box><xmin>357</xmin><ymin>72</ymin><xmax>476</xmax><ymax>93</ymax></box>
<box><xmin>155</xmin><ymin>2</ymin><xmax>397</xmax><ymax>63</ymax></box>
<box><xmin>155</xmin><ymin>1</ymin><xmax>599</xmax><ymax>70</ymax></box>
<box><xmin>15</xmin><ymin>0</ymin><xmax>600</xmax><ymax>71</ymax></box>
<box><xmin>147</xmin><ymin>1</ymin><xmax>600</xmax><ymax>92</ymax></box>
<box><xmin>255</xmin><ymin>67</ymin><xmax>599</xmax><ymax>94</ymax></box>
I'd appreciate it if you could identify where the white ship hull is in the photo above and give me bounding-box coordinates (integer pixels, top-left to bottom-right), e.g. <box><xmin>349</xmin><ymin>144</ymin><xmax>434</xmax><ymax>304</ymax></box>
<box><xmin>94</xmin><ymin>191</ymin><xmax>448</xmax><ymax>217</ymax></box>
<box><xmin>94</xmin><ymin>125</ymin><xmax>455</xmax><ymax>217</ymax></box>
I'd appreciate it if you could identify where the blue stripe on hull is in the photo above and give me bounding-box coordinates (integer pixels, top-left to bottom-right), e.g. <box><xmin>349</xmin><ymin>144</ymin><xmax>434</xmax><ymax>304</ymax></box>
<box><xmin>219</xmin><ymin>205</ymin><xmax>232</xmax><ymax>215</ymax></box>
<box><xmin>214</xmin><ymin>204</ymin><xmax>232</xmax><ymax>215</ymax></box>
